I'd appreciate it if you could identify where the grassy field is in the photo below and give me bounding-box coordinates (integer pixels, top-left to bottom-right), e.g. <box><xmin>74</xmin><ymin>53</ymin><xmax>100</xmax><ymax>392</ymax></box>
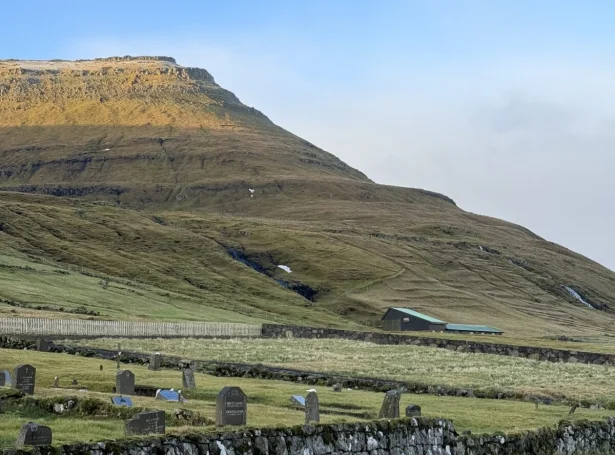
<box><xmin>67</xmin><ymin>337</ymin><xmax>615</xmax><ymax>404</ymax></box>
<box><xmin>1</xmin><ymin>348</ymin><xmax>612</xmax><ymax>448</ymax></box>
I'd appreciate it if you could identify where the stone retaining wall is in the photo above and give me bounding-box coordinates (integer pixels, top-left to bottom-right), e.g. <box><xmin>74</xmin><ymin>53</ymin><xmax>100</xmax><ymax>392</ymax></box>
<box><xmin>262</xmin><ymin>324</ymin><xmax>615</xmax><ymax>365</ymax></box>
<box><xmin>4</xmin><ymin>417</ymin><xmax>615</xmax><ymax>455</ymax></box>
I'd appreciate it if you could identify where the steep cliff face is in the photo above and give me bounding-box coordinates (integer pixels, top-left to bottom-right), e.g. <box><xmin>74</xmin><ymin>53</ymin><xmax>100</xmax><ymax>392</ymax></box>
<box><xmin>0</xmin><ymin>56</ymin><xmax>371</xmax><ymax>208</ymax></box>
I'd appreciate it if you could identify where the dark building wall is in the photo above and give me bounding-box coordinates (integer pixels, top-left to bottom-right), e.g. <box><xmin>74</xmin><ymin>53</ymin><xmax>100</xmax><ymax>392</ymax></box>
<box><xmin>382</xmin><ymin>309</ymin><xmax>445</xmax><ymax>332</ymax></box>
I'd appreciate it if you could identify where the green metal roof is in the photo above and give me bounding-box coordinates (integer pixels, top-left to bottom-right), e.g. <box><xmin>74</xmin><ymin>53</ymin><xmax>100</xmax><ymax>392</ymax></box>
<box><xmin>445</xmin><ymin>323</ymin><xmax>503</xmax><ymax>333</ymax></box>
<box><xmin>386</xmin><ymin>308</ymin><xmax>446</xmax><ymax>324</ymax></box>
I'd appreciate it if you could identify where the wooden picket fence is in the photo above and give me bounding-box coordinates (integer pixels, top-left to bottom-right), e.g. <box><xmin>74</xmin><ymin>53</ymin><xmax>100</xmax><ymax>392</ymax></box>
<box><xmin>0</xmin><ymin>317</ymin><xmax>262</xmax><ymax>338</ymax></box>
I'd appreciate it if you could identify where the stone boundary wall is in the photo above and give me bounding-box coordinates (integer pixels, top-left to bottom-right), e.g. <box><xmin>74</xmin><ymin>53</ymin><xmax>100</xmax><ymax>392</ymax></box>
<box><xmin>0</xmin><ymin>337</ymin><xmax>595</xmax><ymax>407</ymax></box>
<box><xmin>0</xmin><ymin>317</ymin><xmax>261</xmax><ymax>338</ymax></box>
<box><xmin>262</xmin><ymin>324</ymin><xmax>615</xmax><ymax>365</ymax></box>
<box><xmin>4</xmin><ymin>417</ymin><xmax>615</xmax><ymax>455</ymax></box>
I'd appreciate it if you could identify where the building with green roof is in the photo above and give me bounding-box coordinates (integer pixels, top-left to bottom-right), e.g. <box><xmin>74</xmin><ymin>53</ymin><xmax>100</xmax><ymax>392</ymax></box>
<box><xmin>381</xmin><ymin>307</ymin><xmax>447</xmax><ymax>332</ymax></box>
<box><xmin>381</xmin><ymin>307</ymin><xmax>503</xmax><ymax>334</ymax></box>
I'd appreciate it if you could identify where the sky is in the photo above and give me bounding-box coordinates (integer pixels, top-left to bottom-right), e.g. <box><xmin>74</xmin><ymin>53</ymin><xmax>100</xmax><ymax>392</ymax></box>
<box><xmin>2</xmin><ymin>1</ymin><xmax>614</xmax><ymax>271</ymax></box>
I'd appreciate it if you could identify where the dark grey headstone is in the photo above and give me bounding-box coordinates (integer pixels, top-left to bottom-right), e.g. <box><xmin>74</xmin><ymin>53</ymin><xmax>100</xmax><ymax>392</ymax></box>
<box><xmin>14</xmin><ymin>364</ymin><xmax>36</xmax><ymax>395</ymax></box>
<box><xmin>157</xmin><ymin>390</ymin><xmax>180</xmax><ymax>402</ymax></box>
<box><xmin>182</xmin><ymin>368</ymin><xmax>196</xmax><ymax>390</ymax></box>
<box><xmin>405</xmin><ymin>404</ymin><xmax>422</xmax><ymax>417</ymax></box>
<box><xmin>116</xmin><ymin>370</ymin><xmax>135</xmax><ymax>395</ymax></box>
<box><xmin>0</xmin><ymin>370</ymin><xmax>11</xmax><ymax>387</ymax></box>
<box><xmin>148</xmin><ymin>353</ymin><xmax>161</xmax><ymax>371</ymax></box>
<box><xmin>291</xmin><ymin>395</ymin><xmax>305</xmax><ymax>407</ymax></box>
<box><xmin>111</xmin><ymin>396</ymin><xmax>133</xmax><ymax>407</ymax></box>
<box><xmin>124</xmin><ymin>410</ymin><xmax>165</xmax><ymax>436</ymax></box>
<box><xmin>16</xmin><ymin>423</ymin><xmax>52</xmax><ymax>446</ymax></box>
<box><xmin>379</xmin><ymin>389</ymin><xmax>402</xmax><ymax>418</ymax></box>
<box><xmin>305</xmin><ymin>391</ymin><xmax>320</xmax><ymax>424</ymax></box>
<box><xmin>36</xmin><ymin>339</ymin><xmax>50</xmax><ymax>352</ymax></box>
<box><xmin>216</xmin><ymin>386</ymin><xmax>247</xmax><ymax>426</ymax></box>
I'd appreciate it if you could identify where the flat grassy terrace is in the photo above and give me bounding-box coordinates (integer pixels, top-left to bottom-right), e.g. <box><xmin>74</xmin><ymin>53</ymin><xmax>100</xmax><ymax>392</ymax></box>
<box><xmin>1</xmin><ymin>348</ymin><xmax>612</xmax><ymax>448</ymax></box>
<box><xmin>66</xmin><ymin>337</ymin><xmax>615</xmax><ymax>403</ymax></box>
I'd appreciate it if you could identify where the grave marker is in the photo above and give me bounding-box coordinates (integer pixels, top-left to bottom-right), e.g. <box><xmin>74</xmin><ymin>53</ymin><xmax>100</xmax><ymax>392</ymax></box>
<box><xmin>111</xmin><ymin>396</ymin><xmax>134</xmax><ymax>407</ymax></box>
<box><xmin>156</xmin><ymin>389</ymin><xmax>180</xmax><ymax>402</ymax></box>
<box><xmin>116</xmin><ymin>370</ymin><xmax>135</xmax><ymax>395</ymax></box>
<box><xmin>305</xmin><ymin>391</ymin><xmax>320</xmax><ymax>424</ymax></box>
<box><xmin>405</xmin><ymin>404</ymin><xmax>422</xmax><ymax>417</ymax></box>
<box><xmin>124</xmin><ymin>410</ymin><xmax>165</xmax><ymax>436</ymax></box>
<box><xmin>13</xmin><ymin>364</ymin><xmax>36</xmax><ymax>395</ymax></box>
<box><xmin>0</xmin><ymin>370</ymin><xmax>11</xmax><ymax>387</ymax></box>
<box><xmin>36</xmin><ymin>339</ymin><xmax>50</xmax><ymax>352</ymax></box>
<box><xmin>379</xmin><ymin>389</ymin><xmax>402</xmax><ymax>418</ymax></box>
<box><xmin>53</xmin><ymin>377</ymin><xmax>59</xmax><ymax>388</ymax></box>
<box><xmin>16</xmin><ymin>423</ymin><xmax>52</xmax><ymax>446</ymax></box>
<box><xmin>216</xmin><ymin>386</ymin><xmax>247</xmax><ymax>426</ymax></box>
<box><xmin>182</xmin><ymin>367</ymin><xmax>196</xmax><ymax>390</ymax></box>
<box><xmin>148</xmin><ymin>353</ymin><xmax>161</xmax><ymax>371</ymax></box>
<box><xmin>291</xmin><ymin>395</ymin><xmax>305</xmax><ymax>407</ymax></box>
<box><xmin>332</xmin><ymin>383</ymin><xmax>342</xmax><ymax>392</ymax></box>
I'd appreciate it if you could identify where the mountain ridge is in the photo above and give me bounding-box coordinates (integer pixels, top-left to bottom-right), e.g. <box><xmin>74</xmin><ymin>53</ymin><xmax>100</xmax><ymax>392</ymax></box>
<box><xmin>0</xmin><ymin>56</ymin><xmax>614</xmax><ymax>338</ymax></box>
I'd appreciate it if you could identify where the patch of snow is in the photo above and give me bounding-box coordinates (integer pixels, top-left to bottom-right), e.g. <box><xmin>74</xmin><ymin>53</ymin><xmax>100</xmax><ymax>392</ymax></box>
<box><xmin>563</xmin><ymin>286</ymin><xmax>594</xmax><ymax>309</ymax></box>
<box><xmin>478</xmin><ymin>246</ymin><xmax>485</xmax><ymax>252</ymax></box>
<box><xmin>278</xmin><ymin>265</ymin><xmax>292</xmax><ymax>273</ymax></box>
<box><xmin>102</xmin><ymin>148</ymin><xmax>110</xmax><ymax>151</ymax></box>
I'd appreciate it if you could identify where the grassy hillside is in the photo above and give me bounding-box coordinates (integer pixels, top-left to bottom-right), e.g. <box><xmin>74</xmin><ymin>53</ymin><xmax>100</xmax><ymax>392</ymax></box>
<box><xmin>0</xmin><ymin>57</ymin><xmax>614</xmax><ymax>338</ymax></box>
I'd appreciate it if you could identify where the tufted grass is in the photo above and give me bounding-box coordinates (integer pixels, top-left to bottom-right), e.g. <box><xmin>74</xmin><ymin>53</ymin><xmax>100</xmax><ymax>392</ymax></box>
<box><xmin>66</xmin><ymin>337</ymin><xmax>615</xmax><ymax>403</ymax></box>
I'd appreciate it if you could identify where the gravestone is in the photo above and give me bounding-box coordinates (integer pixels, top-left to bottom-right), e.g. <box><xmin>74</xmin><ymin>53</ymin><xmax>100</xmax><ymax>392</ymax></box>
<box><xmin>13</xmin><ymin>364</ymin><xmax>36</xmax><ymax>395</ymax></box>
<box><xmin>216</xmin><ymin>386</ymin><xmax>247</xmax><ymax>426</ymax></box>
<box><xmin>0</xmin><ymin>370</ymin><xmax>11</xmax><ymax>387</ymax></box>
<box><xmin>53</xmin><ymin>377</ymin><xmax>59</xmax><ymax>388</ymax></box>
<box><xmin>124</xmin><ymin>410</ymin><xmax>165</xmax><ymax>436</ymax></box>
<box><xmin>405</xmin><ymin>404</ymin><xmax>422</xmax><ymax>417</ymax></box>
<box><xmin>111</xmin><ymin>396</ymin><xmax>134</xmax><ymax>407</ymax></box>
<box><xmin>332</xmin><ymin>383</ymin><xmax>342</xmax><ymax>392</ymax></box>
<box><xmin>182</xmin><ymin>367</ymin><xmax>196</xmax><ymax>390</ymax></box>
<box><xmin>378</xmin><ymin>389</ymin><xmax>402</xmax><ymax>418</ymax></box>
<box><xmin>116</xmin><ymin>370</ymin><xmax>135</xmax><ymax>395</ymax></box>
<box><xmin>71</xmin><ymin>379</ymin><xmax>78</xmax><ymax>386</ymax></box>
<box><xmin>36</xmin><ymin>339</ymin><xmax>50</xmax><ymax>352</ymax></box>
<box><xmin>305</xmin><ymin>391</ymin><xmax>320</xmax><ymax>424</ymax></box>
<box><xmin>16</xmin><ymin>423</ymin><xmax>52</xmax><ymax>446</ymax></box>
<box><xmin>148</xmin><ymin>353</ymin><xmax>161</xmax><ymax>371</ymax></box>
<box><xmin>156</xmin><ymin>389</ymin><xmax>180</xmax><ymax>402</ymax></box>
<box><xmin>291</xmin><ymin>395</ymin><xmax>305</xmax><ymax>407</ymax></box>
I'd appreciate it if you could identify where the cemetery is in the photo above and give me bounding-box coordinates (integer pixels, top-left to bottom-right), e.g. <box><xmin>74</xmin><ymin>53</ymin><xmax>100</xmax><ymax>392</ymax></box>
<box><xmin>2</xmin><ymin>342</ymin><xmax>615</xmax><ymax>452</ymax></box>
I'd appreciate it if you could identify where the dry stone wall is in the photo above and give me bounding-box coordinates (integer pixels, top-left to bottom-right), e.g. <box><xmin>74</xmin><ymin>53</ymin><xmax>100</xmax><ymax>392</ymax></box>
<box><xmin>262</xmin><ymin>324</ymin><xmax>615</xmax><ymax>365</ymax></box>
<box><xmin>0</xmin><ymin>337</ymin><xmax>600</xmax><ymax>406</ymax></box>
<box><xmin>3</xmin><ymin>418</ymin><xmax>615</xmax><ymax>455</ymax></box>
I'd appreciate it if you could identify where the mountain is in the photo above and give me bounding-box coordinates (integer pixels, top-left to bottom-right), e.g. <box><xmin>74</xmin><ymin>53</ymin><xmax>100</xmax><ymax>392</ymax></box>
<box><xmin>1</xmin><ymin>56</ymin><xmax>614</xmax><ymax>338</ymax></box>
